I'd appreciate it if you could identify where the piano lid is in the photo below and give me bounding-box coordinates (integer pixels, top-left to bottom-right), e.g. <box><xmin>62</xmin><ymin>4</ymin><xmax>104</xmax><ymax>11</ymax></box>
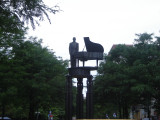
<box><xmin>84</xmin><ymin>37</ymin><xmax>104</xmax><ymax>53</ymax></box>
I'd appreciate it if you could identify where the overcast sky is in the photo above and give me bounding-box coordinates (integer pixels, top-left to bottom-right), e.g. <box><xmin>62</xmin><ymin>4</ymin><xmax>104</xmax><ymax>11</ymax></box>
<box><xmin>29</xmin><ymin>0</ymin><xmax>160</xmax><ymax>61</ymax></box>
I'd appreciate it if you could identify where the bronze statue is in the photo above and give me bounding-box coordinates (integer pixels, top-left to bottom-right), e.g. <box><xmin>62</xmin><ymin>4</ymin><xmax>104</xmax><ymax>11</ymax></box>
<box><xmin>66</xmin><ymin>37</ymin><xmax>104</xmax><ymax>120</ymax></box>
<box><xmin>69</xmin><ymin>37</ymin><xmax>79</xmax><ymax>67</ymax></box>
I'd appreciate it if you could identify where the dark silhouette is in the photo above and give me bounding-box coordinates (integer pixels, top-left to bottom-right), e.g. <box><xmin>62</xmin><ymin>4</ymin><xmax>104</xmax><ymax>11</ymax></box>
<box><xmin>66</xmin><ymin>37</ymin><xmax>104</xmax><ymax>120</ymax></box>
<box><xmin>84</xmin><ymin>37</ymin><xmax>104</xmax><ymax>52</ymax></box>
<box><xmin>69</xmin><ymin>37</ymin><xmax>79</xmax><ymax>67</ymax></box>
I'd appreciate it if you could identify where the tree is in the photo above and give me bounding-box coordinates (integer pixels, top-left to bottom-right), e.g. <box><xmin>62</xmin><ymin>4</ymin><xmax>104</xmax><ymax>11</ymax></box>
<box><xmin>0</xmin><ymin>1</ymin><xmax>63</xmax><ymax>119</ymax></box>
<box><xmin>94</xmin><ymin>45</ymin><xmax>138</xmax><ymax>119</ymax></box>
<box><xmin>134</xmin><ymin>33</ymin><xmax>153</xmax><ymax>45</ymax></box>
<box><xmin>11</xmin><ymin>38</ymin><xmax>67</xmax><ymax>120</ymax></box>
<box><xmin>0</xmin><ymin>0</ymin><xmax>59</xmax><ymax>29</ymax></box>
<box><xmin>0</xmin><ymin>35</ymin><xmax>68</xmax><ymax>120</ymax></box>
<box><xmin>152</xmin><ymin>36</ymin><xmax>160</xmax><ymax>115</ymax></box>
<box><xmin>94</xmin><ymin>32</ymin><xmax>160</xmax><ymax>119</ymax></box>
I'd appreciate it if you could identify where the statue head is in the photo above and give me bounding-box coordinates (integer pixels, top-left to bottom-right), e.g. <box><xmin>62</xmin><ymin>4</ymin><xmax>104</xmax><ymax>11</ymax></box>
<box><xmin>73</xmin><ymin>37</ymin><xmax>76</xmax><ymax>42</ymax></box>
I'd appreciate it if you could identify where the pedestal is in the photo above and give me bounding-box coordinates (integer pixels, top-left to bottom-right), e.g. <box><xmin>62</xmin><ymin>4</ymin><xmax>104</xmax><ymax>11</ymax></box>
<box><xmin>66</xmin><ymin>68</ymin><xmax>94</xmax><ymax>119</ymax></box>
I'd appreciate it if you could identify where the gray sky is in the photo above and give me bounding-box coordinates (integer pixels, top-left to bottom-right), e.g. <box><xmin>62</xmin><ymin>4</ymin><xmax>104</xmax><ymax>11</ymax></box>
<box><xmin>29</xmin><ymin>0</ymin><xmax>160</xmax><ymax>61</ymax></box>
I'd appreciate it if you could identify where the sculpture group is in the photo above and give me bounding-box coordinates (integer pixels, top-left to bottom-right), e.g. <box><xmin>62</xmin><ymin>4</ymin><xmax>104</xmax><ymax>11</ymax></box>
<box><xmin>66</xmin><ymin>37</ymin><xmax>104</xmax><ymax>120</ymax></box>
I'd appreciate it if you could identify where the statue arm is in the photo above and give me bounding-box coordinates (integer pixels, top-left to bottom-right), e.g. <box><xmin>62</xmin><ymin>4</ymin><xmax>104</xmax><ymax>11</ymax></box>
<box><xmin>77</xmin><ymin>43</ymin><xmax>79</xmax><ymax>52</ymax></box>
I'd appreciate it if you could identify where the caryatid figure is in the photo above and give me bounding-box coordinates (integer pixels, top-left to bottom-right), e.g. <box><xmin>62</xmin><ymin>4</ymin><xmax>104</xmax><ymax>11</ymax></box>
<box><xmin>69</xmin><ymin>37</ymin><xmax>79</xmax><ymax>68</ymax></box>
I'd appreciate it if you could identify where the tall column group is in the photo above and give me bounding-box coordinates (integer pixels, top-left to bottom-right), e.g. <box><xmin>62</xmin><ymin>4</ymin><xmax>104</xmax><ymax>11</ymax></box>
<box><xmin>65</xmin><ymin>75</ymin><xmax>93</xmax><ymax>120</ymax></box>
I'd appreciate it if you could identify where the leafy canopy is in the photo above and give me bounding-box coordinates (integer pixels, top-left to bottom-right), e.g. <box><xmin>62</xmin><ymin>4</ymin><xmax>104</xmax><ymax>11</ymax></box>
<box><xmin>0</xmin><ymin>0</ymin><xmax>59</xmax><ymax>29</ymax></box>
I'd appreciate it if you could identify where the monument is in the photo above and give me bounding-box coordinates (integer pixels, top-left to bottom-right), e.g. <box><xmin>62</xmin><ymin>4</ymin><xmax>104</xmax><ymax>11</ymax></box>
<box><xmin>69</xmin><ymin>37</ymin><xmax>79</xmax><ymax>68</ymax></box>
<box><xmin>65</xmin><ymin>37</ymin><xmax>104</xmax><ymax>120</ymax></box>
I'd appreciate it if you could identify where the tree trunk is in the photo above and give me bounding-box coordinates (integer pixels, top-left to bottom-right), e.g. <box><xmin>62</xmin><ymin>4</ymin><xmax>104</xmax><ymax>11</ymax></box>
<box><xmin>122</xmin><ymin>105</ymin><xmax>125</xmax><ymax>119</ymax></box>
<box><xmin>28</xmin><ymin>91</ymin><xmax>35</xmax><ymax>120</ymax></box>
<box><xmin>147</xmin><ymin>105</ymin><xmax>150</xmax><ymax>120</ymax></box>
<box><xmin>124</xmin><ymin>101</ymin><xmax>128</xmax><ymax>119</ymax></box>
<box><xmin>118</xmin><ymin>101</ymin><xmax>122</xmax><ymax>118</ymax></box>
<box><xmin>2</xmin><ymin>103</ymin><xmax>5</xmax><ymax>120</ymax></box>
<box><xmin>29</xmin><ymin>102</ymin><xmax>35</xmax><ymax>120</ymax></box>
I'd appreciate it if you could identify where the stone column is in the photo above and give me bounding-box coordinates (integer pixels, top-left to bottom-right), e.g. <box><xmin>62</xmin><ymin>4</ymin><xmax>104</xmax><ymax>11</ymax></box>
<box><xmin>65</xmin><ymin>75</ymin><xmax>73</xmax><ymax>120</ymax></box>
<box><xmin>76</xmin><ymin>78</ymin><xmax>83</xmax><ymax>119</ymax></box>
<box><xmin>86</xmin><ymin>75</ymin><xmax>93</xmax><ymax>119</ymax></box>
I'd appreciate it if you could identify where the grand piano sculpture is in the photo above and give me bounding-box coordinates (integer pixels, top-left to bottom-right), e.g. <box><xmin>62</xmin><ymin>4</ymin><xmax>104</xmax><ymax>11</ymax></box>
<box><xmin>66</xmin><ymin>37</ymin><xmax>104</xmax><ymax>120</ymax></box>
<box><xmin>69</xmin><ymin>37</ymin><xmax>104</xmax><ymax>77</ymax></box>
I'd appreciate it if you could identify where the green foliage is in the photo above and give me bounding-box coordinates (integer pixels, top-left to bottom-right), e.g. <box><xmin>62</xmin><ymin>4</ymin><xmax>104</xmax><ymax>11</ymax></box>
<box><xmin>94</xmin><ymin>32</ymin><xmax>160</xmax><ymax>118</ymax></box>
<box><xmin>0</xmin><ymin>33</ymin><xmax>68</xmax><ymax>120</ymax></box>
<box><xmin>0</xmin><ymin>1</ymin><xmax>63</xmax><ymax>119</ymax></box>
<box><xmin>49</xmin><ymin>107</ymin><xmax>65</xmax><ymax>120</ymax></box>
<box><xmin>0</xmin><ymin>0</ymin><xmax>59</xmax><ymax>29</ymax></box>
<box><xmin>134</xmin><ymin>33</ymin><xmax>153</xmax><ymax>45</ymax></box>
